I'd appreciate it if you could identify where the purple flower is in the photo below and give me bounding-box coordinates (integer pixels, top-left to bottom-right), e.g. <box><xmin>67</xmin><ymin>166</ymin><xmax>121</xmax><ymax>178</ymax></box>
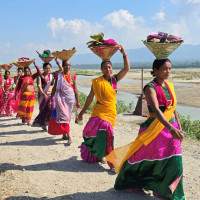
<box><xmin>103</xmin><ymin>39</ymin><xmax>118</xmax><ymax>45</ymax></box>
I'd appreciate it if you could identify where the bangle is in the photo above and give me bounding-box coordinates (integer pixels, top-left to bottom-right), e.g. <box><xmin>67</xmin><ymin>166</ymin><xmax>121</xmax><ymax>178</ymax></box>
<box><xmin>123</xmin><ymin>54</ymin><xmax>127</xmax><ymax>58</ymax></box>
<box><xmin>168</xmin><ymin>126</ymin><xmax>174</xmax><ymax>132</ymax></box>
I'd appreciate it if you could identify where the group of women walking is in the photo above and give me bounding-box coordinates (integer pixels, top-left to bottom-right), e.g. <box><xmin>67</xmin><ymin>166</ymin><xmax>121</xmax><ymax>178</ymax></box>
<box><xmin>0</xmin><ymin>45</ymin><xmax>185</xmax><ymax>200</ymax></box>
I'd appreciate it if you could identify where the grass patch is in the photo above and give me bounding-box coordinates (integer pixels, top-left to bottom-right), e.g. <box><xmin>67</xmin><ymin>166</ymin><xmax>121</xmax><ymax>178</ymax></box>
<box><xmin>179</xmin><ymin>114</ymin><xmax>200</xmax><ymax>140</ymax></box>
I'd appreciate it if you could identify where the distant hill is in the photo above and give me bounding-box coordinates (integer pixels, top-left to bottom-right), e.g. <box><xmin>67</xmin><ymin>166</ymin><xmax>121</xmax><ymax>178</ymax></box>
<box><xmin>32</xmin><ymin>44</ymin><xmax>200</xmax><ymax>69</ymax></box>
<box><xmin>69</xmin><ymin>44</ymin><xmax>200</xmax><ymax>65</ymax></box>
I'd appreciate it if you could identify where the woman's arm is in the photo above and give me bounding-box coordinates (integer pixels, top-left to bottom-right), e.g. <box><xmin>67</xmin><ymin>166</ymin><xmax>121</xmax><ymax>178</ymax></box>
<box><xmin>73</xmin><ymin>78</ymin><xmax>80</xmax><ymax>108</ymax></box>
<box><xmin>144</xmin><ymin>86</ymin><xmax>184</xmax><ymax>141</ymax></box>
<box><xmin>32</xmin><ymin>61</ymin><xmax>41</xmax><ymax>80</ymax></box>
<box><xmin>174</xmin><ymin>109</ymin><xmax>182</xmax><ymax>131</ymax></box>
<box><xmin>78</xmin><ymin>86</ymin><xmax>95</xmax><ymax>120</ymax></box>
<box><xmin>50</xmin><ymin>77</ymin><xmax>57</xmax><ymax>99</ymax></box>
<box><xmin>116</xmin><ymin>45</ymin><xmax>130</xmax><ymax>81</ymax></box>
<box><xmin>55</xmin><ymin>58</ymin><xmax>63</xmax><ymax>72</ymax></box>
<box><xmin>37</xmin><ymin>76</ymin><xmax>48</xmax><ymax>99</ymax></box>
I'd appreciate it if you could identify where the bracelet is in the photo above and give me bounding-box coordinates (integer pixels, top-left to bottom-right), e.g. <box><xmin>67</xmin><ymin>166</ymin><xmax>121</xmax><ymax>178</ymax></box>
<box><xmin>123</xmin><ymin>54</ymin><xmax>127</xmax><ymax>58</ymax></box>
<box><xmin>168</xmin><ymin>126</ymin><xmax>174</xmax><ymax>132</ymax></box>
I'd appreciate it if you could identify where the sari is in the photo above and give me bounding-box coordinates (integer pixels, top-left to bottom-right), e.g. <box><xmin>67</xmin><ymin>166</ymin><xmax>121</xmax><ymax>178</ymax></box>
<box><xmin>79</xmin><ymin>75</ymin><xmax>117</xmax><ymax>166</ymax></box>
<box><xmin>16</xmin><ymin>66</ymin><xmax>41</xmax><ymax>123</ymax></box>
<box><xmin>106</xmin><ymin>80</ymin><xmax>185</xmax><ymax>200</ymax></box>
<box><xmin>48</xmin><ymin>72</ymin><xmax>76</xmax><ymax>135</ymax></box>
<box><xmin>0</xmin><ymin>78</ymin><xmax>16</xmax><ymax>116</ymax></box>
<box><xmin>13</xmin><ymin>76</ymin><xmax>21</xmax><ymax>113</ymax></box>
<box><xmin>32</xmin><ymin>74</ymin><xmax>55</xmax><ymax>128</ymax></box>
<box><xmin>0</xmin><ymin>76</ymin><xmax>3</xmax><ymax>111</ymax></box>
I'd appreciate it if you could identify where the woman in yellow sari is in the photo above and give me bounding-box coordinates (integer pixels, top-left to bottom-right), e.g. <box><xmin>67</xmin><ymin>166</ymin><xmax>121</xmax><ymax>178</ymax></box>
<box><xmin>106</xmin><ymin>58</ymin><xmax>185</xmax><ymax>200</ymax></box>
<box><xmin>78</xmin><ymin>45</ymin><xmax>130</xmax><ymax>170</ymax></box>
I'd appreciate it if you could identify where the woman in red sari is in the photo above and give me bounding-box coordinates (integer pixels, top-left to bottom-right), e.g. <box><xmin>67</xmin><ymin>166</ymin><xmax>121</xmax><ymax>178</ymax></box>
<box><xmin>15</xmin><ymin>61</ymin><xmax>41</xmax><ymax>125</ymax></box>
<box><xmin>13</xmin><ymin>68</ymin><xmax>23</xmax><ymax>116</ymax></box>
<box><xmin>0</xmin><ymin>71</ymin><xmax>16</xmax><ymax>116</ymax></box>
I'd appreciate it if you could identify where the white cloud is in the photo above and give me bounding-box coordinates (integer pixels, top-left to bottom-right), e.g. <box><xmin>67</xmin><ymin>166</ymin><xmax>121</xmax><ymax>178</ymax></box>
<box><xmin>152</xmin><ymin>11</ymin><xmax>166</xmax><ymax>21</ymax></box>
<box><xmin>103</xmin><ymin>9</ymin><xmax>144</xmax><ymax>28</ymax></box>
<box><xmin>186</xmin><ymin>0</ymin><xmax>200</xmax><ymax>4</ymax></box>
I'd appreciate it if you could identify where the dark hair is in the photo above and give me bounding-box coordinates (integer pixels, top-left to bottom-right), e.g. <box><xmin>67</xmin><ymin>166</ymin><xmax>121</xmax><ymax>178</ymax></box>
<box><xmin>17</xmin><ymin>68</ymin><xmax>23</xmax><ymax>72</ymax></box>
<box><xmin>151</xmin><ymin>58</ymin><xmax>171</xmax><ymax>77</ymax></box>
<box><xmin>24</xmin><ymin>67</ymin><xmax>30</xmax><ymax>72</ymax></box>
<box><xmin>62</xmin><ymin>60</ymin><xmax>71</xmax><ymax>66</ymax></box>
<box><xmin>4</xmin><ymin>70</ymin><xmax>10</xmax><ymax>74</ymax></box>
<box><xmin>101</xmin><ymin>61</ymin><xmax>112</xmax><ymax>69</ymax></box>
<box><xmin>43</xmin><ymin>62</ymin><xmax>52</xmax><ymax>69</ymax></box>
<box><xmin>4</xmin><ymin>70</ymin><xmax>10</xmax><ymax>78</ymax></box>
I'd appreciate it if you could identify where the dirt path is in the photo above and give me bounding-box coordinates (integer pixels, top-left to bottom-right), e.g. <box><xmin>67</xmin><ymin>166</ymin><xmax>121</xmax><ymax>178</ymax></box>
<box><xmin>0</xmin><ymin>105</ymin><xmax>200</xmax><ymax>200</ymax></box>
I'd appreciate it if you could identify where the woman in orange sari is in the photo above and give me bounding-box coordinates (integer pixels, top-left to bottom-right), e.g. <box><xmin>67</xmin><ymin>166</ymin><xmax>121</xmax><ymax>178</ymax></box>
<box><xmin>106</xmin><ymin>59</ymin><xmax>185</xmax><ymax>200</ymax></box>
<box><xmin>78</xmin><ymin>45</ymin><xmax>130</xmax><ymax>170</ymax></box>
<box><xmin>15</xmin><ymin>61</ymin><xmax>41</xmax><ymax>125</ymax></box>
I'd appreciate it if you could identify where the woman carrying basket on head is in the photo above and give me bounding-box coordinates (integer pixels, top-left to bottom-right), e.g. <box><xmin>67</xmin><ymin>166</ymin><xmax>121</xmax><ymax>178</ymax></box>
<box><xmin>15</xmin><ymin>61</ymin><xmax>41</xmax><ymax>125</ymax></box>
<box><xmin>0</xmin><ymin>70</ymin><xmax>16</xmax><ymax>116</ymax></box>
<box><xmin>13</xmin><ymin>67</ymin><xmax>23</xmax><ymax>116</ymax></box>
<box><xmin>78</xmin><ymin>45</ymin><xmax>130</xmax><ymax>170</ymax></box>
<box><xmin>106</xmin><ymin>58</ymin><xmax>185</xmax><ymax>200</ymax></box>
<box><xmin>0</xmin><ymin>69</ymin><xmax>4</xmax><ymax>111</ymax></box>
<box><xmin>48</xmin><ymin>58</ymin><xmax>80</xmax><ymax>145</ymax></box>
<box><xmin>32</xmin><ymin>62</ymin><xmax>57</xmax><ymax>131</ymax></box>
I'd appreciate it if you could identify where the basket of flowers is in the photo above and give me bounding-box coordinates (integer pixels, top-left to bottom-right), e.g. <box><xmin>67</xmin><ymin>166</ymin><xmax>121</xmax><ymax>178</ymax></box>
<box><xmin>13</xmin><ymin>57</ymin><xmax>35</xmax><ymax>68</ymax></box>
<box><xmin>36</xmin><ymin>50</ymin><xmax>54</xmax><ymax>63</ymax></box>
<box><xmin>87</xmin><ymin>32</ymin><xmax>119</xmax><ymax>61</ymax></box>
<box><xmin>51</xmin><ymin>48</ymin><xmax>77</xmax><ymax>61</ymax></box>
<box><xmin>0</xmin><ymin>63</ymin><xmax>13</xmax><ymax>71</ymax></box>
<box><xmin>143</xmin><ymin>32</ymin><xmax>184</xmax><ymax>59</ymax></box>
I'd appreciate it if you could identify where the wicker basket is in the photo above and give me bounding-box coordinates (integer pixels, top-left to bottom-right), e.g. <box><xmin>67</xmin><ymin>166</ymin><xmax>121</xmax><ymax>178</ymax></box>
<box><xmin>51</xmin><ymin>49</ymin><xmax>77</xmax><ymax>61</ymax></box>
<box><xmin>36</xmin><ymin>51</ymin><xmax>55</xmax><ymax>63</ymax></box>
<box><xmin>90</xmin><ymin>45</ymin><xmax>119</xmax><ymax>61</ymax></box>
<box><xmin>0</xmin><ymin>64</ymin><xmax>13</xmax><ymax>71</ymax></box>
<box><xmin>13</xmin><ymin>59</ymin><xmax>35</xmax><ymax>68</ymax></box>
<box><xmin>143</xmin><ymin>41</ymin><xmax>183</xmax><ymax>59</ymax></box>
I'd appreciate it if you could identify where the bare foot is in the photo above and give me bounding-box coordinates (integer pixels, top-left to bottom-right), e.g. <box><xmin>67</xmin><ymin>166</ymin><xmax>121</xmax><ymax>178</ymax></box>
<box><xmin>62</xmin><ymin>134</ymin><xmax>68</xmax><ymax>140</ymax></box>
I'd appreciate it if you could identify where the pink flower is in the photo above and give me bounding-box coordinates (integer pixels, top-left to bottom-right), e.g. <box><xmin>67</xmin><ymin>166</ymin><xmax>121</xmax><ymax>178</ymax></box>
<box><xmin>103</xmin><ymin>39</ymin><xmax>118</xmax><ymax>45</ymax></box>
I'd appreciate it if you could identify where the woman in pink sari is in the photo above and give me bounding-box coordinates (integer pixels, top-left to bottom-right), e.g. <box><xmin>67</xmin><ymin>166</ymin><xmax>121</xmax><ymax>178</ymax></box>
<box><xmin>0</xmin><ymin>71</ymin><xmax>16</xmax><ymax>116</ymax></box>
<box><xmin>0</xmin><ymin>69</ymin><xmax>4</xmax><ymax>111</ymax></box>
<box><xmin>48</xmin><ymin>59</ymin><xmax>80</xmax><ymax>145</ymax></box>
<box><xmin>106</xmin><ymin>59</ymin><xmax>185</xmax><ymax>200</ymax></box>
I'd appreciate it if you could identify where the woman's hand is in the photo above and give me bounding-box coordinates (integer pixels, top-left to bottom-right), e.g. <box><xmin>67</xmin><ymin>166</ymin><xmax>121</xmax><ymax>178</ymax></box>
<box><xmin>76</xmin><ymin>102</ymin><xmax>80</xmax><ymax>108</ymax></box>
<box><xmin>43</xmin><ymin>94</ymin><xmax>48</xmax><ymax>100</ymax></box>
<box><xmin>118</xmin><ymin>45</ymin><xmax>126</xmax><ymax>56</ymax></box>
<box><xmin>78</xmin><ymin>112</ymin><xmax>83</xmax><ymax>121</ymax></box>
<box><xmin>169</xmin><ymin>126</ymin><xmax>184</xmax><ymax>142</ymax></box>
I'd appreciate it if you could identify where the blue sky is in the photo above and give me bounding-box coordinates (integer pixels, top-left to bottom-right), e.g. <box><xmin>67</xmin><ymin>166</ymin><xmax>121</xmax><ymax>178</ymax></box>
<box><xmin>1</xmin><ymin>0</ymin><xmax>200</xmax><ymax>64</ymax></box>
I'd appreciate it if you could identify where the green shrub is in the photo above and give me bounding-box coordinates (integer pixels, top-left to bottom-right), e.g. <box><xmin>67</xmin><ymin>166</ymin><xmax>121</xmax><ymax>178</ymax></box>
<box><xmin>179</xmin><ymin>114</ymin><xmax>200</xmax><ymax>140</ymax></box>
<box><xmin>78</xmin><ymin>93</ymin><xmax>134</xmax><ymax>114</ymax></box>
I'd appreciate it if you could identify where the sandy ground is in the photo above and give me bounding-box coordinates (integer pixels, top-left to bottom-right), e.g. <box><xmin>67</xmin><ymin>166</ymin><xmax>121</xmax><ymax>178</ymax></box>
<box><xmin>0</xmin><ymin>102</ymin><xmax>200</xmax><ymax>200</ymax></box>
<box><xmin>0</xmin><ymin>69</ymin><xmax>200</xmax><ymax>200</ymax></box>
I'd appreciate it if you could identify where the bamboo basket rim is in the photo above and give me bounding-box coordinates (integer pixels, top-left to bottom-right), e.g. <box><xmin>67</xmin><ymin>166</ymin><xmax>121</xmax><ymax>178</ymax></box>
<box><xmin>13</xmin><ymin>59</ymin><xmax>35</xmax><ymax>68</ymax></box>
<box><xmin>90</xmin><ymin>45</ymin><xmax>120</xmax><ymax>61</ymax></box>
<box><xmin>51</xmin><ymin>49</ymin><xmax>77</xmax><ymax>61</ymax></box>
<box><xmin>0</xmin><ymin>64</ymin><xmax>13</xmax><ymax>71</ymax></box>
